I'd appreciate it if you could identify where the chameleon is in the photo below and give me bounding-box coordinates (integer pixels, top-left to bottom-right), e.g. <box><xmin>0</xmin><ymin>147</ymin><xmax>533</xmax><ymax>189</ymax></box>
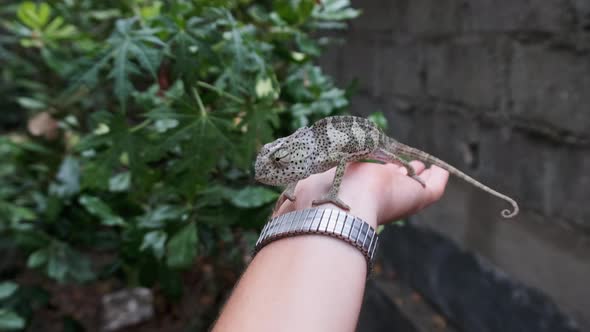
<box><xmin>254</xmin><ymin>115</ymin><xmax>519</xmax><ymax>218</ymax></box>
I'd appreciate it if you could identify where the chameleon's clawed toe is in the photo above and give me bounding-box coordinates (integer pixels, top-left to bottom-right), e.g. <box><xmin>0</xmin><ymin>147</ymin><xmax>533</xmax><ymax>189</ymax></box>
<box><xmin>284</xmin><ymin>192</ymin><xmax>296</xmax><ymax>202</ymax></box>
<box><xmin>273</xmin><ymin>191</ymin><xmax>296</xmax><ymax>214</ymax></box>
<box><xmin>411</xmin><ymin>175</ymin><xmax>426</xmax><ymax>188</ymax></box>
<box><xmin>312</xmin><ymin>195</ymin><xmax>350</xmax><ymax>211</ymax></box>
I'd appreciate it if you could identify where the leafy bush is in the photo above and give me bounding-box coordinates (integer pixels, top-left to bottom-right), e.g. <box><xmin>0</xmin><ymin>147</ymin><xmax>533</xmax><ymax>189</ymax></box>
<box><xmin>0</xmin><ymin>0</ymin><xmax>359</xmax><ymax>329</ymax></box>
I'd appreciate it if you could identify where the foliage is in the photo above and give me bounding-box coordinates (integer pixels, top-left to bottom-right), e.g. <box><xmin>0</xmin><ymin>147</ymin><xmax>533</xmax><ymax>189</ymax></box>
<box><xmin>0</xmin><ymin>282</ymin><xmax>25</xmax><ymax>331</ymax></box>
<box><xmin>0</xmin><ymin>0</ymin><xmax>360</xmax><ymax>330</ymax></box>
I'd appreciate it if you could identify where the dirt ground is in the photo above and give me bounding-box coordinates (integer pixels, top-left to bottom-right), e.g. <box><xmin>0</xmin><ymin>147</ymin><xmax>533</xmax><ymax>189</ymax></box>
<box><xmin>17</xmin><ymin>256</ymin><xmax>241</xmax><ymax>332</ymax></box>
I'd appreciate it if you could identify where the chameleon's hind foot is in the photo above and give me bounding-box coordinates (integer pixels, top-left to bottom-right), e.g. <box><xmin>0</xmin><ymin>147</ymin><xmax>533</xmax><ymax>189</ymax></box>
<box><xmin>312</xmin><ymin>194</ymin><xmax>350</xmax><ymax>211</ymax></box>
<box><xmin>411</xmin><ymin>175</ymin><xmax>426</xmax><ymax>187</ymax></box>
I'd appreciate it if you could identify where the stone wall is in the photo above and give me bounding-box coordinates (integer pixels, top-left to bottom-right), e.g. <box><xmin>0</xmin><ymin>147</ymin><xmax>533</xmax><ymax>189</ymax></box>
<box><xmin>319</xmin><ymin>0</ymin><xmax>590</xmax><ymax>330</ymax></box>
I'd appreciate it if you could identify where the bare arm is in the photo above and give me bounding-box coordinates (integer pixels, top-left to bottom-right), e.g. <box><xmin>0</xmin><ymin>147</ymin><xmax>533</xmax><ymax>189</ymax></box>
<box><xmin>212</xmin><ymin>161</ymin><xmax>449</xmax><ymax>332</ymax></box>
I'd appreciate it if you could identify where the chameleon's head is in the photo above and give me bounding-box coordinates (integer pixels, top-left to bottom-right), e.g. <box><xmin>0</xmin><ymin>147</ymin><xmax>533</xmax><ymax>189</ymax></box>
<box><xmin>254</xmin><ymin>127</ymin><xmax>316</xmax><ymax>186</ymax></box>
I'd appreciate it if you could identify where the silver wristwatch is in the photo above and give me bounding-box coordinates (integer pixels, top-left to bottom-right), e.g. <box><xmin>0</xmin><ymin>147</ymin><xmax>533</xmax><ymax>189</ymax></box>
<box><xmin>254</xmin><ymin>208</ymin><xmax>379</xmax><ymax>271</ymax></box>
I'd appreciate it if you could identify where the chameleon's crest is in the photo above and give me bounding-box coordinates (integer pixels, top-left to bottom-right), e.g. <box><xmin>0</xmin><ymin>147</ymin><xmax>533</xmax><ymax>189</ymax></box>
<box><xmin>254</xmin><ymin>127</ymin><xmax>315</xmax><ymax>186</ymax></box>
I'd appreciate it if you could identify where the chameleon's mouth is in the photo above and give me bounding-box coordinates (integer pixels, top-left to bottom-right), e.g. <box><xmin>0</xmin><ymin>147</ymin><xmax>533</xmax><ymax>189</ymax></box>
<box><xmin>253</xmin><ymin>162</ymin><xmax>270</xmax><ymax>184</ymax></box>
<box><xmin>254</xmin><ymin>172</ymin><xmax>273</xmax><ymax>185</ymax></box>
<box><xmin>254</xmin><ymin>171</ymin><xmax>263</xmax><ymax>182</ymax></box>
<box><xmin>254</xmin><ymin>166</ymin><xmax>283</xmax><ymax>186</ymax></box>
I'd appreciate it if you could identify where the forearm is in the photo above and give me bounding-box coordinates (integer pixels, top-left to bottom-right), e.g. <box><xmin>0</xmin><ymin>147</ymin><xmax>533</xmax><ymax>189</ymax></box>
<box><xmin>212</xmin><ymin>162</ymin><xmax>448</xmax><ymax>332</ymax></box>
<box><xmin>212</xmin><ymin>224</ymin><xmax>369</xmax><ymax>332</ymax></box>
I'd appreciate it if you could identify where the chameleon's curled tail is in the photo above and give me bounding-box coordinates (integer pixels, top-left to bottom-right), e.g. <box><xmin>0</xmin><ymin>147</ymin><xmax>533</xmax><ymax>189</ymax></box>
<box><xmin>392</xmin><ymin>143</ymin><xmax>519</xmax><ymax>218</ymax></box>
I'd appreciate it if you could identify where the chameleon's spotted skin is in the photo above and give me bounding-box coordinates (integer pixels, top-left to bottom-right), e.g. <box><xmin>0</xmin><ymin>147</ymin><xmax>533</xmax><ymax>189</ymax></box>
<box><xmin>254</xmin><ymin>116</ymin><xmax>519</xmax><ymax>218</ymax></box>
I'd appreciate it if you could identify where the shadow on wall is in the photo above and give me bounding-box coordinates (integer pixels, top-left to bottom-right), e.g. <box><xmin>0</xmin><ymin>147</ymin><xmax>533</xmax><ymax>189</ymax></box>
<box><xmin>377</xmin><ymin>224</ymin><xmax>580</xmax><ymax>332</ymax></box>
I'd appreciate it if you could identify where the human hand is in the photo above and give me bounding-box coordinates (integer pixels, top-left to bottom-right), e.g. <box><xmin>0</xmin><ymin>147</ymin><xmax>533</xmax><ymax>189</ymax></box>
<box><xmin>273</xmin><ymin>161</ymin><xmax>450</xmax><ymax>228</ymax></box>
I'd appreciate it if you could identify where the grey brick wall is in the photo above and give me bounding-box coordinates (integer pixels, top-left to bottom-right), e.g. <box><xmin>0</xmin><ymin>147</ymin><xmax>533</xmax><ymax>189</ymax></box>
<box><xmin>320</xmin><ymin>0</ymin><xmax>590</xmax><ymax>330</ymax></box>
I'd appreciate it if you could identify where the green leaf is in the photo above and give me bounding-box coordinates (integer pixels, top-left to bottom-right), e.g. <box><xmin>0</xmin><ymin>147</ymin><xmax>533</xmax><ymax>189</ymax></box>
<box><xmin>139</xmin><ymin>1</ymin><xmax>163</xmax><ymax>20</ymax></box>
<box><xmin>49</xmin><ymin>156</ymin><xmax>80</xmax><ymax>198</ymax></box>
<box><xmin>46</xmin><ymin>243</ymin><xmax>95</xmax><ymax>283</ymax></box>
<box><xmin>17</xmin><ymin>2</ymin><xmax>51</xmax><ymax>29</ymax></box>
<box><xmin>89</xmin><ymin>9</ymin><xmax>121</xmax><ymax>21</ymax></box>
<box><xmin>46</xmin><ymin>246</ymin><xmax>67</xmax><ymax>282</ymax></box>
<box><xmin>295</xmin><ymin>33</ymin><xmax>320</xmax><ymax>57</ymax></box>
<box><xmin>108</xmin><ymin>172</ymin><xmax>131</xmax><ymax>192</ymax></box>
<box><xmin>225</xmin><ymin>186</ymin><xmax>278</xmax><ymax>208</ymax></box>
<box><xmin>65</xmin><ymin>49</ymin><xmax>113</xmax><ymax>94</ymax></box>
<box><xmin>368</xmin><ymin>112</ymin><xmax>388</xmax><ymax>130</ymax></box>
<box><xmin>44</xmin><ymin>17</ymin><xmax>77</xmax><ymax>40</ymax></box>
<box><xmin>0</xmin><ymin>282</ymin><xmax>18</xmax><ymax>300</ymax></box>
<box><xmin>128</xmin><ymin>42</ymin><xmax>160</xmax><ymax>78</ymax></box>
<box><xmin>27</xmin><ymin>248</ymin><xmax>49</xmax><ymax>269</ymax></box>
<box><xmin>159</xmin><ymin>112</ymin><xmax>232</xmax><ymax>191</ymax></box>
<box><xmin>164</xmin><ymin>80</ymin><xmax>185</xmax><ymax>100</ymax></box>
<box><xmin>16</xmin><ymin>97</ymin><xmax>47</xmax><ymax>110</ymax></box>
<box><xmin>138</xmin><ymin>205</ymin><xmax>186</xmax><ymax>229</ymax></box>
<box><xmin>79</xmin><ymin>195</ymin><xmax>125</xmax><ymax>226</ymax></box>
<box><xmin>154</xmin><ymin>119</ymin><xmax>179</xmax><ymax>133</ymax></box>
<box><xmin>65</xmin><ymin>250</ymin><xmax>95</xmax><ymax>283</ymax></box>
<box><xmin>110</xmin><ymin>38</ymin><xmax>135</xmax><ymax>105</ymax></box>
<box><xmin>0</xmin><ymin>201</ymin><xmax>36</xmax><ymax>224</ymax></box>
<box><xmin>140</xmin><ymin>230</ymin><xmax>167</xmax><ymax>259</ymax></box>
<box><xmin>0</xmin><ymin>310</ymin><xmax>25</xmax><ymax>330</ymax></box>
<box><xmin>274</xmin><ymin>0</ymin><xmax>316</xmax><ymax>24</ymax></box>
<box><xmin>105</xmin><ymin>18</ymin><xmax>165</xmax><ymax>105</ymax></box>
<box><xmin>171</xmin><ymin>31</ymin><xmax>199</xmax><ymax>79</ymax></box>
<box><xmin>313</xmin><ymin>0</ymin><xmax>361</xmax><ymax>21</ymax></box>
<box><xmin>166</xmin><ymin>222</ymin><xmax>198</xmax><ymax>269</ymax></box>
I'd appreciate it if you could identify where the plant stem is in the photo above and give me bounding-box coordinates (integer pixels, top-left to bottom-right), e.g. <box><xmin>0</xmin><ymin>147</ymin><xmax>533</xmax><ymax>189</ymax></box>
<box><xmin>192</xmin><ymin>87</ymin><xmax>207</xmax><ymax>116</ymax></box>
<box><xmin>196</xmin><ymin>81</ymin><xmax>245</xmax><ymax>104</ymax></box>
<box><xmin>130</xmin><ymin>119</ymin><xmax>151</xmax><ymax>133</ymax></box>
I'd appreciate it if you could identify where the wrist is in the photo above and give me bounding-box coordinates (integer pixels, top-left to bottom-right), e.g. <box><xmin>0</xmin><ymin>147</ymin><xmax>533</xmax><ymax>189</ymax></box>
<box><xmin>258</xmin><ymin>207</ymin><xmax>379</xmax><ymax>273</ymax></box>
<box><xmin>276</xmin><ymin>199</ymin><xmax>378</xmax><ymax>227</ymax></box>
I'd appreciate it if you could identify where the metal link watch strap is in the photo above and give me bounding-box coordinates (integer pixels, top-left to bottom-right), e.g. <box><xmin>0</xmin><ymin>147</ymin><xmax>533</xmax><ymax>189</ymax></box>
<box><xmin>253</xmin><ymin>208</ymin><xmax>379</xmax><ymax>272</ymax></box>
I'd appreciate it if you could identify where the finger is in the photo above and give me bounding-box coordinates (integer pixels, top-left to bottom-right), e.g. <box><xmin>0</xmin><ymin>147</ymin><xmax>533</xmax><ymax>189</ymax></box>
<box><xmin>423</xmin><ymin>165</ymin><xmax>449</xmax><ymax>200</ymax></box>
<box><xmin>409</xmin><ymin>160</ymin><xmax>426</xmax><ymax>174</ymax></box>
<box><xmin>391</xmin><ymin>162</ymin><xmax>406</xmax><ymax>174</ymax></box>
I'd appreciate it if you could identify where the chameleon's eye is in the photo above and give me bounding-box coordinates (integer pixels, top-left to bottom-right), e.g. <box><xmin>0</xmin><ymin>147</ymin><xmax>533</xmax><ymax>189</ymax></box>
<box><xmin>272</xmin><ymin>154</ymin><xmax>288</xmax><ymax>168</ymax></box>
<box><xmin>273</xmin><ymin>149</ymin><xmax>289</xmax><ymax>162</ymax></box>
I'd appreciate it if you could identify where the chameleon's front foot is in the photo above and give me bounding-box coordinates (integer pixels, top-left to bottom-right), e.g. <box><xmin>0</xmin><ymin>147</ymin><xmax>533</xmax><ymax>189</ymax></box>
<box><xmin>273</xmin><ymin>183</ymin><xmax>297</xmax><ymax>213</ymax></box>
<box><xmin>283</xmin><ymin>182</ymin><xmax>297</xmax><ymax>201</ymax></box>
<box><xmin>272</xmin><ymin>195</ymin><xmax>288</xmax><ymax>214</ymax></box>
<box><xmin>283</xmin><ymin>191</ymin><xmax>296</xmax><ymax>202</ymax></box>
<box><xmin>312</xmin><ymin>194</ymin><xmax>351</xmax><ymax>211</ymax></box>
